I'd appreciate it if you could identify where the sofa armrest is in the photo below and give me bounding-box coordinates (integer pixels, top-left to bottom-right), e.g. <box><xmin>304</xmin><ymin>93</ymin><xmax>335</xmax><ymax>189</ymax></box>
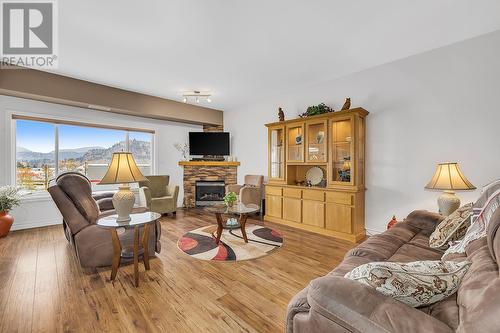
<box><xmin>138</xmin><ymin>187</ymin><xmax>152</xmax><ymax>208</ymax></box>
<box><xmin>404</xmin><ymin>210</ymin><xmax>444</xmax><ymax>231</ymax></box>
<box><xmin>166</xmin><ymin>185</ymin><xmax>179</xmax><ymax>204</ymax></box>
<box><xmin>286</xmin><ymin>287</ymin><xmax>310</xmax><ymax>333</ymax></box>
<box><xmin>297</xmin><ymin>276</ymin><xmax>454</xmax><ymax>333</ymax></box>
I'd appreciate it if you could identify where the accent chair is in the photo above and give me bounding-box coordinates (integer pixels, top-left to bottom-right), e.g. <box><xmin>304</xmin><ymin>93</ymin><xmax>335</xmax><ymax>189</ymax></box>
<box><xmin>226</xmin><ymin>175</ymin><xmax>264</xmax><ymax>212</ymax></box>
<box><xmin>138</xmin><ymin>175</ymin><xmax>179</xmax><ymax>215</ymax></box>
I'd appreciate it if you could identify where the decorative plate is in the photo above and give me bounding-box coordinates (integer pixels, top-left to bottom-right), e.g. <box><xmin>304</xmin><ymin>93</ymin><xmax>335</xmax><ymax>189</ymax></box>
<box><xmin>306</xmin><ymin>167</ymin><xmax>324</xmax><ymax>186</ymax></box>
<box><xmin>295</xmin><ymin>135</ymin><xmax>302</xmax><ymax>145</ymax></box>
<box><xmin>316</xmin><ymin>131</ymin><xmax>325</xmax><ymax>144</ymax></box>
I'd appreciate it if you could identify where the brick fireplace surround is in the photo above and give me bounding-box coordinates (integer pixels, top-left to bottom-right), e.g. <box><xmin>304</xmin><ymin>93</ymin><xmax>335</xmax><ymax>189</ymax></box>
<box><xmin>178</xmin><ymin>161</ymin><xmax>240</xmax><ymax>207</ymax></box>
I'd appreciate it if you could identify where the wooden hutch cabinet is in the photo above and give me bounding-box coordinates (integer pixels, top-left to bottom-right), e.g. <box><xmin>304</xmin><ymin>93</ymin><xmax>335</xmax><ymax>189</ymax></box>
<box><xmin>264</xmin><ymin>108</ymin><xmax>368</xmax><ymax>242</ymax></box>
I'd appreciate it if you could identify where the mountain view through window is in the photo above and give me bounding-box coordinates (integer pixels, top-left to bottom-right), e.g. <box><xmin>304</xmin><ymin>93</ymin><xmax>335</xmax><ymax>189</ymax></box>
<box><xmin>15</xmin><ymin>119</ymin><xmax>152</xmax><ymax>191</ymax></box>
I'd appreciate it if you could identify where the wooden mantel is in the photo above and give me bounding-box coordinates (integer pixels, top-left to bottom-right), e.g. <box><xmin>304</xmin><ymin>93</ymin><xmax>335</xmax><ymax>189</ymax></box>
<box><xmin>178</xmin><ymin>161</ymin><xmax>240</xmax><ymax>167</ymax></box>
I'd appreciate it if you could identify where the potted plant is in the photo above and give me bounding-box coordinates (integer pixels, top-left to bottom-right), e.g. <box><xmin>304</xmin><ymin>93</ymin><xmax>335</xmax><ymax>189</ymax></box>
<box><xmin>0</xmin><ymin>186</ymin><xmax>22</xmax><ymax>238</ymax></box>
<box><xmin>224</xmin><ymin>192</ymin><xmax>237</xmax><ymax>208</ymax></box>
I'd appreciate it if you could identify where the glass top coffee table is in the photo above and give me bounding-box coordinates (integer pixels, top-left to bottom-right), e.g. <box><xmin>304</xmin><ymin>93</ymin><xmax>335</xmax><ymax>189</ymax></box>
<box><xmin>97</xmin><ymin>211</ymin><xmax>161</xmax><ymax>287</ymax></box>
<box><xmin>204</xmin><ymin>203</ymin><xmax>260</xmax><ymax>244</ymax></box>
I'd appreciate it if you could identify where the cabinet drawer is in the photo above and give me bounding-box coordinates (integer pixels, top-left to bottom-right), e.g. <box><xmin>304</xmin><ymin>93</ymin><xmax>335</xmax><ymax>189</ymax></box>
<box><xmin>266</xmin><ymin>186</ymin><xmax>283</xmax><ymax>196</ymax></box>
<box><xmin>303</xmin><ymin>190</ymin><xmax>325</xmax><ymax>201</ymax></box>
<box><xmin>326</xmin><ymin>192</ymin><xmax>353</xmax><ymax>205</ymax></box>
<box><xmin>283</xmin><ymin>198</ymin><xmax>302</xmax><ymax>223</ymax></box>
<box><xmin>283</xmin><ymin>188</ymin><xmax>302</xmax><ymax>198</ymax></box>
<box><xmin>302</xmin><ymin>200</ymin><xmax>325</xmax><ymax>228</ymax></box>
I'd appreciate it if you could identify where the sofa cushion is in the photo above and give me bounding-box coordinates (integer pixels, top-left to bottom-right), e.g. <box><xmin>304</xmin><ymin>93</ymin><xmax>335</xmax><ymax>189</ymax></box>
<box><xmin>345</xmin><ymin>260</ymin><xmax>471</xmax><ymax>307</ymax></box>
<box><xmin>429</xmin><ymin>203</ymin><xmax>472</xmax><ymax>249</ymax></box>
<box><xmin>420</xmin><ymin>294</ymin><xmax>460</xmax><ymax>330</ymax></box>
<box><xmin>443</xmin><ymin>182</ymin><xmax>500</xmax><ymax>257</ymax></box>
<box><xmin>307</xmin><ymin>275</ymin><xmax>454</xmax><ymax>333</ymax></box>
<box><xmin>455</xmin><ymin>208</ymin><xmax>500</xmax><ymax>332</ymax></box>
<box><xmin>388</xmin><ymin>243</ymin><xmax>443</xmax><ymax>262</ymax></box>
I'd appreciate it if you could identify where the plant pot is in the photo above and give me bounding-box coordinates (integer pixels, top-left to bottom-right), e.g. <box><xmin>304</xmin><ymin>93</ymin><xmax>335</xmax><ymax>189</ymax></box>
<box><xmin>226</xmin><ymin>201</ymin><xmax>234</xmax><ymax>208</ymax></box>
<box><xmin>0</xmin><ymin>210</ymin><xmax>14</xmax><ymax>238</ymax></box>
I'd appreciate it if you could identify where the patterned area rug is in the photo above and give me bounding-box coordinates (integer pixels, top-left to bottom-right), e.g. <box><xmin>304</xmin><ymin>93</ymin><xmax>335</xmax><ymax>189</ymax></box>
<box><xmin>177</xmin><ymin>224</ymin><xmax>283</xmax><ymax>261</ymax></box>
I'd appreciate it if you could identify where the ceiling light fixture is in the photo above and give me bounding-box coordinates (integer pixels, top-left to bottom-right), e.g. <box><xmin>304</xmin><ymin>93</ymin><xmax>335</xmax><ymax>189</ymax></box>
<box><xmin>182</xmin><ymin>91</ymin><xmax>212</xmax><ymax>104</ymax></box>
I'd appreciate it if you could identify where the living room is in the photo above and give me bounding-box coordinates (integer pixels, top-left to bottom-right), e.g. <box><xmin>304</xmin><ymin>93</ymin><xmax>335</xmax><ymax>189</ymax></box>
<box><xmin>1</xmin><ymin>1</ymin><xmax>500</xmax><ymax>332</ymax></box>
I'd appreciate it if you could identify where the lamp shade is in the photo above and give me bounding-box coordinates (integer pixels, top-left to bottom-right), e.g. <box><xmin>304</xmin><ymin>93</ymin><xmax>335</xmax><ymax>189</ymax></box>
<box><xmin>98</xmin><ymin>152</ymin><xmax>147</xmax><ymax>185</ymax></box>
<box><xmin>425</xmin><ymin>162</ymin><xmax>476</xmax><ymax>191</ymax></box>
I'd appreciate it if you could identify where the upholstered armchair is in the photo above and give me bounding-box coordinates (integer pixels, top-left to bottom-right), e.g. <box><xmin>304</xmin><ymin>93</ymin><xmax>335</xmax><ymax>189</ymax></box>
<box><xmin>138</xmin><ymin>175</ymin><xmax>179</xmax><ymax>215</ymax></box>
<box><xmin>226</xmin><ymin>175</ymin><xmax>264</xmax><ymax>210</ymax></box>
<box><xmin>48</xmin><ymin>172</ymin><xmax>161</xmax><ymax>269</ymax></box>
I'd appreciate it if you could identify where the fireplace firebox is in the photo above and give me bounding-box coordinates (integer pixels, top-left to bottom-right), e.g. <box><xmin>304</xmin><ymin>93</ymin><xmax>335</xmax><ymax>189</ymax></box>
<box><xmin>195</xmin><ymin>181</ymin><xmax>225</xmax><ymax>206</ymax></box>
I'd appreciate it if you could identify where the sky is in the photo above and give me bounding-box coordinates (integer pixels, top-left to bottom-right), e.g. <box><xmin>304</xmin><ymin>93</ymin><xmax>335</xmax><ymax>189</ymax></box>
<box><xmin>16</xmin><ymin>120</ymin><xmax>151</xmax><ymax>153</ymax></box>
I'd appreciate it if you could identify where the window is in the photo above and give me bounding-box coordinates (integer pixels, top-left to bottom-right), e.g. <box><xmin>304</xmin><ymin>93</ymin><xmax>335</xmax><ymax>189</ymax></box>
<box><xmin>129</xmin><ymin>131</ymin><xmax>153</xmax><ymax>176</ymax></box>
<box><xmin>16</xmin><ymin>120</ymin><xmax>56</xmax><ymax>191</ymax></box>
<box><xmin>15</xmin><ymin>118</ymin><xmax>153</xmax><ymax>192</ymax></box>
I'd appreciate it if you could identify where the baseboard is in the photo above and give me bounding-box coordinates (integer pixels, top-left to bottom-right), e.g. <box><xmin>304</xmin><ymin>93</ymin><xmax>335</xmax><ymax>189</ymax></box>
<box><xmin>365</xmin><ymin>227</ymin><xmax>384</xmax><ymax>236</ymax></box>
<box><xmin>11</xmin><ymin>218</ymin><xmax>62</xmax><ymax>231</ymax></box>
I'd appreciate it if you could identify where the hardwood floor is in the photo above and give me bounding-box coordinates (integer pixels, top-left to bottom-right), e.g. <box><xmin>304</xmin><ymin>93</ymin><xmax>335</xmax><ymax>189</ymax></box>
<box><xmin>0</xmin><ymin>209</ymin><xmax>357</xmax><ymax>333</ymax></box>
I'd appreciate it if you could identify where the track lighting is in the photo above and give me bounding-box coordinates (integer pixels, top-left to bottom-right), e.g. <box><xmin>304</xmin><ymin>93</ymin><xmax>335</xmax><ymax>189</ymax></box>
<box><xmin>181</xmin><ymin>91</ymin><xmax>212</xmax><ymax>104</ymax></box>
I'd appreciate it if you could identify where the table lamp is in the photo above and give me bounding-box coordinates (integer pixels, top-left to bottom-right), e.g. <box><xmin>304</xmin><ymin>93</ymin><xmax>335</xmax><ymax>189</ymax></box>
<box><xmin>425</xmin><ymin>162</ymin><xmax>476</xmax><ymax>216</ymax></box>
<box><xmin>99</xmin><ymin>152</ymin><xmax>148</xmax><ymax>222</ymax></box>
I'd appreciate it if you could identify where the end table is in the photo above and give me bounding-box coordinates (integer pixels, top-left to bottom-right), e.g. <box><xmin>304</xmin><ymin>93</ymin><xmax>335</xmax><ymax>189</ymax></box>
<box><xmin>97</xmin><ymin>211</ymin><xmax>161</xmax><ymax>287</ymax></box>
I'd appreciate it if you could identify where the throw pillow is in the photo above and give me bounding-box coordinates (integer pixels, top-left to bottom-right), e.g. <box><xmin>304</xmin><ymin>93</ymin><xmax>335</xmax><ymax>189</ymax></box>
<box><xmin>429</xmin><ymin>203</ymin><xmax>473</xmax><ymax>249</ymax></box>
<box><xmin>443</xmin><ymin>180</ymin><xmax>500</xmax><ymax>257</ymax></box>
<box><xmin>345</xmin><ymin>260</ymin><xmax>471</xmax><ymax>307</ymax></box>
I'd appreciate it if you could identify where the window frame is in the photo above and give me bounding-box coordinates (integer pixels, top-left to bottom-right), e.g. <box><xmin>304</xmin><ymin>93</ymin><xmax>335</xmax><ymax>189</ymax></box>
<box><xmin>8</xmin><ymin>112</ymin><xmax>156</xmax><ymax>197</ymax></box>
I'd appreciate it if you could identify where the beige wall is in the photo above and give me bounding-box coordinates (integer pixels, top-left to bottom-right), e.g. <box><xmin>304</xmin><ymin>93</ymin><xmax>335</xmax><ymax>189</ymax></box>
<box><xmin>0</xmin><ymin>68</ymin><xmax>223</xmax><ymax>126</ymax></box>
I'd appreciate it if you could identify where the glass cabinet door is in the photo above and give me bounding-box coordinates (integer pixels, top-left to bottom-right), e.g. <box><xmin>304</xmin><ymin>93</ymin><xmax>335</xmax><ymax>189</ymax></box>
<box><xmin>269</xmin><ymin>127</ymin><xmax>284</xmax><ymax>179</ymax></box>
<box><xmin>286</xmin><ymin>124</ymin><xmax>304</xmax><ymax>162</ymax></box>
<box><xmin>330</xmin><ymin>117</ymin><xmax>353</xmax><ymax>184</ymax></box>
<box><xmin>306</xmin><ymin>120</ymin><xmax>327</xmax><ymax>162</ymax></box>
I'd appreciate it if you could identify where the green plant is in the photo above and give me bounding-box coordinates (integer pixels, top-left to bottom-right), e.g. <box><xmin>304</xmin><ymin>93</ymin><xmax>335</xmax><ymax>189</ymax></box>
<box><xmin>299</xmin><ymin>103</ymin><xmax>334</xmax><ymax>118</ymax></box>
<box><xmin>224</xmin><ymin>192</ymin><xmax>237</xmax><ymax>206</ymax></box>
<box><xmin>0</xmin><ymin>186</ymin><xmax>22</xmax><ymax>212</ymax></box>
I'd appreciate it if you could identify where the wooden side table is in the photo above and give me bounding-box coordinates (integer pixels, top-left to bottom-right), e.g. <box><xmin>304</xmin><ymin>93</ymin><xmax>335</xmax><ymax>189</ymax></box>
<box><xmin>97</xmin><ymin>212</ymin><xmax>161</xmax><ymax>287</ymax></box>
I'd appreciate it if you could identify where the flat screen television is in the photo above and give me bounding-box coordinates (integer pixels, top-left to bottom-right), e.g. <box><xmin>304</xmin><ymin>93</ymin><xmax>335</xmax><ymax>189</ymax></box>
<box><xmin>189</xmin><ymin>132</ymin><xmax>230</xmax><ymax>156</ymax></box>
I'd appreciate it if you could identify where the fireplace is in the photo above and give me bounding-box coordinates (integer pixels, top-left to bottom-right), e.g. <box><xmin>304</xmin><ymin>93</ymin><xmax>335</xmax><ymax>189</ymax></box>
<box><xmin>195</xmin><ymin>180</ymin><xmax>225</xmax><ymax>206</ymax></box>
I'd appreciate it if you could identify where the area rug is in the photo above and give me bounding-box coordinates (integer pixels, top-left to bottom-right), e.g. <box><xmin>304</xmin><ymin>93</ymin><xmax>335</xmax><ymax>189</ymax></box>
<box><xmin>177</xmin><ymin>224</ymin><xmax>283</xmax><ymax>261</ymax></box>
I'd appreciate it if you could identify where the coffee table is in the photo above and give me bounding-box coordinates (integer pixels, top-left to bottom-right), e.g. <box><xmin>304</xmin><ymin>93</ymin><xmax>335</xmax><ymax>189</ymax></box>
<box><xmin>204</xmin><ymin>203</ymin><xmax>260</xmax><ymax>244</ymax></box>
<box><xmin>97</xmin><ymin>211</ymin><xmax>161</xmax><ymax>287</ymax></box>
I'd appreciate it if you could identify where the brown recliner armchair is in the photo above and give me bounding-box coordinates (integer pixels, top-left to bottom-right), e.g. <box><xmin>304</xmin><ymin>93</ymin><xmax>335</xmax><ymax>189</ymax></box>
<box><xmin>48</xmin><ymin>172</ymin><xmax>161</xmax><ymax>269</ymax></box>
<box><xmin>226</xmin><ymin>175</ymin><xmax>264</xmax><ymax>211</ymax></box>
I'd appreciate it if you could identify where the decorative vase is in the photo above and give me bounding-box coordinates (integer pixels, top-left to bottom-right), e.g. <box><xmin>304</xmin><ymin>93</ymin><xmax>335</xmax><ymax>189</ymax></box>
<box><xmin>0</xmin><ymin>210</ymin><xmax>14</xmax><ymax>238</ymax></box>
<box><xmin>387</xmin><ymin>215</ymin><xmax>398</xmax><ymax>229</ymax></box>
<box><xmin>226</xmin><ymin>201</ymin><xmax>234</xmax><ymax>208</ymax></box>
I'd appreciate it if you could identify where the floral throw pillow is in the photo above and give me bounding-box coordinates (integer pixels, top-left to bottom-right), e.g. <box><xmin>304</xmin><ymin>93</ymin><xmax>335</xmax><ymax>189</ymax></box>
<box><xmin>429</xmin><ymin>203</ymin><xmax>473</xmax><ymax>249</ymax></box>
<box><xmin>345</xmin><ymin>260</ymin><xmax>471</xmax><ymax>307</ymax></box>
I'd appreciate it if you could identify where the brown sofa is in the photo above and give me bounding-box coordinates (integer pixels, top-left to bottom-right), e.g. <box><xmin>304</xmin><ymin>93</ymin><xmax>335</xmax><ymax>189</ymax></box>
<box><xmin>287</xmin><ymin>208</ymin><xmax>500</xmax><ymax>333</ymax></box>
<box><xmin>48</xmin><ymin>172</ymin><xmax>161</xmax><ymax>268</ymax></box>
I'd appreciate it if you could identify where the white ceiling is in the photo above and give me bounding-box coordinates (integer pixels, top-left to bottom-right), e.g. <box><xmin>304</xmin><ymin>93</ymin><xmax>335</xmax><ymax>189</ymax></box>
<box><xmin>52</xmin><ymin>0</ymin><xmax>500</xmax><ymax>110</ymax></box>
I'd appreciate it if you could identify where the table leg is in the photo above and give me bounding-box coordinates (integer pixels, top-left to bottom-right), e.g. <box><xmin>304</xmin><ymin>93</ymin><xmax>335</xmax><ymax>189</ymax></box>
<box><xmin>142</xmin><ymin>223</ymin><xmax>150</xmax><ymax>270</ymax></box>
<box><xmin>110</xmin><ymin>229</ymin><xmax>121</xmax><ymax>281</ymax></box>
<box><xmin>240</xmin><ymin>214</ymin><xmax>249</xmax><ymax>243</ymax></box>
<box><xmin>133</xmin><ymin>226</ymin><xmax>140</xmax><ymax>287</ymax></box>
<box><xmin>215</xmin><ymin>213</ymin><xmax>224</xmax><ymax>244</ymax></box>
